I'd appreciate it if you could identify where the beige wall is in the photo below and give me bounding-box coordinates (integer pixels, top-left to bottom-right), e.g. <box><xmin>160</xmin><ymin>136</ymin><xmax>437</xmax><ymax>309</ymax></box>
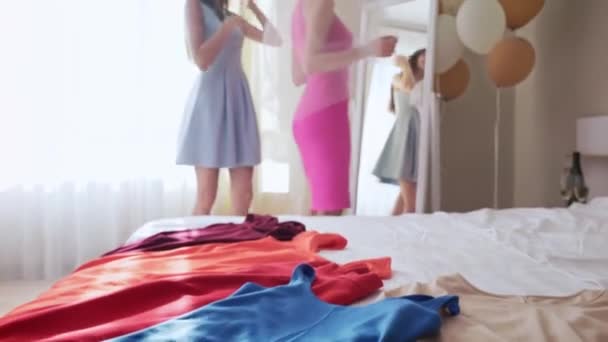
<box><xmin>440</xmin><ymin>50</ymin><xmax>515</xmax><ymax>212</ymax></box>
<box><xmin>513</xmin><ymin>0</ymin><xmax>608</xmax><ymax>207</ymax></box>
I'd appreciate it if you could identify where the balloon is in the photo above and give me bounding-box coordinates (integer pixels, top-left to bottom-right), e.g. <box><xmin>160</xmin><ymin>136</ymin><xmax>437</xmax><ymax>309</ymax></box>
<box><xmin>435</xmin><ymin>15</ymin><xmax>465</xmax><ymax>74</ymax></box>
<box><xmin>457</xmin><ymin>0</ymin><xmax>506</xmax><ymax>54</ymax></box>
<box><xmin>435</xmin><ymin>59</ymin><xmax>470</xmax><ymax>101</ymax></box>
<box><xmin>498</xmin><ymin>0</ymin><xmax>545</xmax><ymax>30</ymax></box>
<box><xmin>439</xmin><ymin>0</ymin><xmax>465</xmax><ymax>15</ymax></box>
<box><xmin>486</xmin><ymin>37</ymin><xmax>536</xmax><ymax>88</ymax></box>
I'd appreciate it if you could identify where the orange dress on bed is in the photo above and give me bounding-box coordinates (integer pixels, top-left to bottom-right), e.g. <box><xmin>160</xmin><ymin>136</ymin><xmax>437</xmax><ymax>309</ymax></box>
<box><xmin>0</xmin><ymin>232</ymin><xmax>391</xmax><ymax>341</ymax></box>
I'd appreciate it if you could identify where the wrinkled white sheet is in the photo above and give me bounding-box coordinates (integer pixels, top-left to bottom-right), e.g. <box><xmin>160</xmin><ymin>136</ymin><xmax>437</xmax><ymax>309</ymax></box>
<box><xmin>128</xmin><ymin>198</ymin><xmax>608</xmax><ymax>297</ymax></box>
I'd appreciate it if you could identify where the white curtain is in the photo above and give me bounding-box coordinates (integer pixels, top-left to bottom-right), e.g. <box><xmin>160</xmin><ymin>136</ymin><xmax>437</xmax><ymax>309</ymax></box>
<box><xmin>245</xmin><ymin>0</ymin><xmax>310</xmax><ymax>215</ymax></box>
<box><xmin>0</xmin><ymin>0</ymin><xmax>306</xmax><ymax>281</ymax></box>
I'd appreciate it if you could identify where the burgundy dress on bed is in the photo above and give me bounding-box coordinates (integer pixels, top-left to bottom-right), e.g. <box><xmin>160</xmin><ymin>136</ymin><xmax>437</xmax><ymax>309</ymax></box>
<box><xmin>103</xmin><ymin>214</ymin><xmax>305</xmax><ymax>256</ymax></box>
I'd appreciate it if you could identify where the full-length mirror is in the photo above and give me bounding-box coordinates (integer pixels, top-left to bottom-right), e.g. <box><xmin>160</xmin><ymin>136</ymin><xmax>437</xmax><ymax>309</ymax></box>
<box><xmin>354</xmin><ymin>0</ymin><xmax>432</xmax><ymax>215</ymax></box>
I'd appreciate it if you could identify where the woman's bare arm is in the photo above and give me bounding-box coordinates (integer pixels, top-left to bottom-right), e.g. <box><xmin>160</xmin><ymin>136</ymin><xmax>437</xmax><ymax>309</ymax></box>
<box><xmin>392</xmin><ymin>74</ymin><xmax>404</xmax><ymax>90</ymax></box>
<box><xmin>185</xmin><ymin>0</ymin><xmax>242</xmax><ymax>71</ymax></box>
<box><xmin>300</xmin><ymin>0</ymin><xmax>369</xmax><ymax>75</ymax></box>
<box><xmin>393</xmin><ymin>67</ymin><xmax>414</xmax><ymax>91</ymax></box>
<box><xmin>241</xmin><ymin>1</ymin><xmax>282</xmax><ymax>47</ymax></box>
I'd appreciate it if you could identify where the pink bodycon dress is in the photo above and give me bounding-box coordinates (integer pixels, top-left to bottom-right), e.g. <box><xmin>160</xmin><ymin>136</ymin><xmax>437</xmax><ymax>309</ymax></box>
<box><xmin>291</xmin><ymin>0</ymin><xmax>353</xmax><ymax>211</ymax></box>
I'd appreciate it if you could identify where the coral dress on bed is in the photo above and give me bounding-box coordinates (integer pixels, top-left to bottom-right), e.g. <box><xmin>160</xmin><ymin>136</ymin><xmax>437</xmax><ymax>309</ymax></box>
<box><xmin>292</xmin><ymin>0</ymin><xmax>353</xmax><ymax>211</ymax></box>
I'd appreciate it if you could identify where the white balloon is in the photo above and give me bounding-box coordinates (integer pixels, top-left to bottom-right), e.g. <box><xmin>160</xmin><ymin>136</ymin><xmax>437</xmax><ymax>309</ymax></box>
<box><xmin>456</xmin><ymin>0</ymin><xmax>506</xmax><ymax>54</ymax></box>
<box><xmin>435</xmin><ymin>15</ymin><xmax>464</xmax><ymax>74</ymax></box>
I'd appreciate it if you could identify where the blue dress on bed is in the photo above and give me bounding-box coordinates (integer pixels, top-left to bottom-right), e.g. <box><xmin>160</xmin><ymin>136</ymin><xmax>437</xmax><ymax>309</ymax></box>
<box><xmin>109</xmin><ymin>264</ymin><xmax>459</xmax><ymax>342</ymax></box>
<box><xmin>176</xmin><ymin>3</ymin><xmax>261</xmax><ymax>168</ymax></box>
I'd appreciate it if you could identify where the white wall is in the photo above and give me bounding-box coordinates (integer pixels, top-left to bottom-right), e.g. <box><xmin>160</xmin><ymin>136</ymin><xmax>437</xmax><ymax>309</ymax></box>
<box><xmin>513</xmin><ymin>0</ymin><xmax>608</xmax><ymax>207</ymax></box>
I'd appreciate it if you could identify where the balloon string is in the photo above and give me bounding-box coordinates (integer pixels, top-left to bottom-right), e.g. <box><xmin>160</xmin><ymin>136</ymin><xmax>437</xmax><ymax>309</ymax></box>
<box><xmin>494</xmin><ymin>89</ymin><xmax>501</xmax><ymax>209</ymax></box>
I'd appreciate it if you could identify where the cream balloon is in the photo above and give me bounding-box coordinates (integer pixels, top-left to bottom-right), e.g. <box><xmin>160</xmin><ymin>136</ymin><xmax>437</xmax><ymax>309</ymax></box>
<box><xmin>456</xmin><ymin>0</ymin><xmax>506</xmax><ymax>54</ymax></box>
<box><xmin>435</xmin><ymin>15</ymin><xmax>465</xmax><ymax>74</ymax></box>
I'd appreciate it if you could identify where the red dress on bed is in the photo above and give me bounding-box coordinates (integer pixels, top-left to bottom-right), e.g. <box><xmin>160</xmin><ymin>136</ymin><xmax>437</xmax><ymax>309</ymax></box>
<box><xmin>0</xmin><ymin>232</ymin><xmax>391</xmax><ymax>341</ymax></box>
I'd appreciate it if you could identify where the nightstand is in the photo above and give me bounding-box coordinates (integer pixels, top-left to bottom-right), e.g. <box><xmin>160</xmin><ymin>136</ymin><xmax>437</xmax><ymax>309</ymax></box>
<box><xmin>577</xmin><ymin>116</ymin><xmax>608</xmax><ymax>200</ymax></box>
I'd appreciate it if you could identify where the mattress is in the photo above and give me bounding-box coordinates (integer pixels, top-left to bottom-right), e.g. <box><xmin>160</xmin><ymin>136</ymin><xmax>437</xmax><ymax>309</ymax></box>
<box><xmin>129</xmin><ymin>198</ymin><xmax>608</xmax><ymax>297</ymax></box>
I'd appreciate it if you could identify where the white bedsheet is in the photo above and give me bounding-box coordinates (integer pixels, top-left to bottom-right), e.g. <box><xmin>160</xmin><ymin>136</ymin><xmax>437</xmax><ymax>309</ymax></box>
<box><xmin>128</xmin><ymin>198</ymin><xmax>608</xmax><ymax>297</ymax></box>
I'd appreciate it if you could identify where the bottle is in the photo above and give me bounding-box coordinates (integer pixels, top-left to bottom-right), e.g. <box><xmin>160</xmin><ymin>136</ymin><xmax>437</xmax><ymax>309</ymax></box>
<box><xmin>560</xmin><ymin>156</ymin><xmax>572</xmax><ymax>203</ymax></box>
<box><xmin>564</xmin><ymin>152</ymin><xmax>589</xmax><ymax>206</ymax></box>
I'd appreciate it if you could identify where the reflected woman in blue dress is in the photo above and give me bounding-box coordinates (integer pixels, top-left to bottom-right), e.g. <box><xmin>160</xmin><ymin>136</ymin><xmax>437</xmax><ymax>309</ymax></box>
<box><xmin>373</xmin><ymin>49</ymin><xmax>425</xmax><ymax>214</ymax></box>
<box><xmin>178</xmin><ymin>0</ymin><xmax>282</xmax><ymax>215</ymax></box>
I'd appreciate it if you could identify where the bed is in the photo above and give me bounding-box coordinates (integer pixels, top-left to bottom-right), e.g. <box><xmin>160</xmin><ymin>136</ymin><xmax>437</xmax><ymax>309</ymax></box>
<box><xmin>1</xmin><ymin>198</ymin><xmax>607</xmax><ymax>340</ymax></box>
<box><xmin>130</xmin><ymin>198</ymin><xmax>608</xmax><ymax>297</ymax></box>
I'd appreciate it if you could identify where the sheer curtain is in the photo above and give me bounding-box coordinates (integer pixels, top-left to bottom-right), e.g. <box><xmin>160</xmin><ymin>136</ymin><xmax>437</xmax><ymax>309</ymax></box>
<box><xmin>0</xmin><ymin>0</ymin><xmax>306</xmax><ymax>280</ymax></box>
<box><xmin>247</xmin><ymin>0</ymin><xmax>310</xmax><ymax>215</ymax></box>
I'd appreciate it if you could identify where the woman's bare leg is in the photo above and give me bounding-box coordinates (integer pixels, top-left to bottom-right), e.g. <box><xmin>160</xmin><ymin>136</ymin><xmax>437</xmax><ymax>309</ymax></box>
<box><xmin>400</xmin><ymin>180</ymin><xmax>417</xmax><ymax>213</ymax></box>
<box><xmin>392</xmin><ymin>194</ymin><xmax>404</xmax><ymax>215</ymax></box>
<box><xmin>229</xmin><ymin>167</ymin><xmax>254</xmax><ymax>216</ymax></box>
<box><xmin>194</xmin><ymin>167</ymin><xmax>219</xmax><ymax>215</ymax></box>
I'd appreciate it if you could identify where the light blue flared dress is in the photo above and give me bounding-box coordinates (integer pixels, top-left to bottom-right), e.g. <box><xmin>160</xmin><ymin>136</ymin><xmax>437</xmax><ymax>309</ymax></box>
<box><xmin>176</xmin><ymin>4</ymin><xmax>260</xmax><ymax>168</ymax></box>
<box><xmin>373</xmin><ymin>88</ymin><xmax>419</xmax><ymax>184</ymax></box>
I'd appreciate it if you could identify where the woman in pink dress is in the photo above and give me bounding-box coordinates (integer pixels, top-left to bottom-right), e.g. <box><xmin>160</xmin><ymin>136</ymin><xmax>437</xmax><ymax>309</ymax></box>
<box><xmin>291</xmin><ymin>0</ymin><xmax>397</xmax><ymax>215</ymax></box>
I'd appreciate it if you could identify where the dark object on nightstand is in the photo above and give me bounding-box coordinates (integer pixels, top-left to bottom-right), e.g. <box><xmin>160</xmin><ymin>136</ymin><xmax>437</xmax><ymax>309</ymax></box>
<box><xmin>561</xmin><ymin>152</ymin><xmax>589</xmax><ymax>206</ymax></box>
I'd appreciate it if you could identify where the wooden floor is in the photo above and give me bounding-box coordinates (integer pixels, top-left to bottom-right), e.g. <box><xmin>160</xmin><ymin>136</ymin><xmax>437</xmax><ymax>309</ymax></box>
<box><xmin>0</xmin><ymin>281</ymin><xmax>54</xmax><ymax>316</ymax></box>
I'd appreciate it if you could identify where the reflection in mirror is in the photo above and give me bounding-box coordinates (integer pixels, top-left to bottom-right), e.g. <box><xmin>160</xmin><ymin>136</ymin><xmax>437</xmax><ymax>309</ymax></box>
<box><xmin>355</xmin><ymin>0</ymin><xmax>430</xmax><ymax>215</ymax></box>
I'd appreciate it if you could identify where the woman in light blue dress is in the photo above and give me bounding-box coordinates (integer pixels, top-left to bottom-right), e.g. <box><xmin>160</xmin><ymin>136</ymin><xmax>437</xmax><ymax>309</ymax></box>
<box><xmin>373</xmin><ymin>49</ymin><xmax>425</xmax><ymax>214</ymax></box>
<box><xmin>179</xmin><ymin>0</ymin><xmax>281</xmax><ymax>215</ymax></box>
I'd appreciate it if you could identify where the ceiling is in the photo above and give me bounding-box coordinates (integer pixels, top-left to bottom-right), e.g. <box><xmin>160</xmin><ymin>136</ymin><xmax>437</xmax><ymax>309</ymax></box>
<box><xmin>381</xmin><ymin>0</ymin><xmax>430</xmax><ymax>31</ymax></box>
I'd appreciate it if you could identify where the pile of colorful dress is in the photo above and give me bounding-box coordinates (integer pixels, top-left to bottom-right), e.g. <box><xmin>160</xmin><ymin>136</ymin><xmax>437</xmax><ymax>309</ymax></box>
<box><xmin>0</xmin><ymin>215</ymin><xmax>459</xmax><ymax>341</ymax></box>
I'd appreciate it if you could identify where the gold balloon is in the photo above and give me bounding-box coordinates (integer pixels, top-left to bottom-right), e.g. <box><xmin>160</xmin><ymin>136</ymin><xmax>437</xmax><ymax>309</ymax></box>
<box><xmin>498</xmin><ymin>0</ymin><xmax>545</xmax><ymax>29</ymax></box>
<box><xmin>487</xmin><ymin>37</ymin><xmax>535</xmax><ymax>88</ymax></box>
<box><xmin>439</xmin><ymin>0</ymin><xmax>465</xmax><ymax>16</ymax></box>
<box><xmin>435</xmin><ymin>59</ymin><xmax>470</xmax><ymax>101</ymax></box>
